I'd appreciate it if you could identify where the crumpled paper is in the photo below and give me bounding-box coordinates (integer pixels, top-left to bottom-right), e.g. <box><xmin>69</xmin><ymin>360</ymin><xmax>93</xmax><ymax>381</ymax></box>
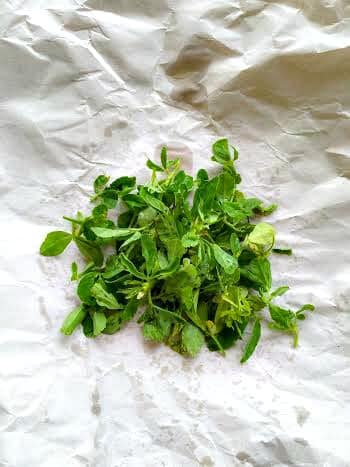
<box><xmin>1</xmin><ymin>1</ymin><xmax>350</xmax><ymax>466</ymax></box>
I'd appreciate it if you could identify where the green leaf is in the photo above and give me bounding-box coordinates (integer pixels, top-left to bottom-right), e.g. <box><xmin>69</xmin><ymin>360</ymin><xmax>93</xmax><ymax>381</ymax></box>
<box><xmin>91</xmin><ymin>227</ymin><xmax>138</xmax><ymax>239</ymax></box>
<box><xmin>269</xmin><ymin>304</ymin><xmax>295</xmax><ymax>329</ymax></box>
<box><xmin>82</xmin><ymin>315</ymin><xmax>94</xmax><ymax>337</ymax></box>
<box><xmin>91</xmin><ymin>283</ymin><xmax>121</xmax><ymax>309</ymax></box>
<box><xmin>100</xmin><ymin>189</ymin><xmax>119</xmax><ymax>209</ymax></box>
<box><xmin>212</xmin><ymin>138</ymin><xmax>232</xmax><ymax>164</ymax></box>
<box><xmin>245</xmin><ymin>223</ymin><xmax>276</xmax><ymax>256</ymax></box>
<box><xmin>181</xmin><ymin>231</ymin><xmax>200</xmax><ymax>248</ymax></box>
<box><xmin>75</xmin><ymin>237</ymin><xmax>103</xmax><ymax>266</ymax></box>
<box><xmin>270</xmin><ymin>286</ymin><xmax>289</xmax><ymax>299</ymax></box>
<box><xmin>161</xmin><ymin>147</ymin><xmax>168</xmax><ymax>169</ymax></box>
<box><xmin>273</xmin><ymin>248</ymin><xmax>293</xmax><ymax>256</ymax></box>
<box><xmin>92</xmin><ymin>204</ymin><xmax>108</xmax><ymax>221</ymax></box>
<box><xmin>110</xmin><ymin>176</ymin><xmax>136</xmax><ymax>191</ymax></box>
<box><xmin>146</xmin><ymin>159</ymin><xmax>164</xmax><ymax>172</ymax></box>
<box><xmin>71</xmin><ymin>262</ymin><xmax>78</xmax><ymax>281</ymax></box>
<box><xmin>77</xmin><ymin>272</ymin><xmax>99</xmax><ymax>304</ymax></box>
<box><xmin>182</xmin><ymin>324</ymin><xmax>205</xmax><ymax>357</ymax></box>
<box><xmin>138</xmin><ymin>206</ymin><xmax>158</xmax><ymax>226</ymax></box>
<box><xmin>212</xmin><ymin>244</ymin><xmax>238</xmax><ymax>275</ymax></box>
<box><xmin>240</xmin><ymin>319</ymin><xmax>261</xmax><ymax>363</ymax></box>
<box><xmin>141</xmin><ymin>233</ymin><xmax>158</xmax><ymax>276</ymax></box>
<box><xmin>256</xmin><ymin>203</ymin><xmax>278</xmax><ymax>215</ymax></box>
<box><xmin>122</xmin><ymin>194</ymin><xmax>147</xmax><ymax>209</ymax></box>
<box><xmin>103</xmin><ymin>299</ymin><xmax>139</xmax><ymax>334</ymax></box>
<box><xmin>120</xmin><ymin>254</ymin><xmax>147</xmax><ymax>280</ymax></box>
<box><xmin>230</xmin><ymin>233</ymin><xmax>241</xmax><ymax>256</ymax></box>
<box><xmin>93</xmin><ymin>312</ymin><xmax>107</xmax><ymax>336</ymax></box>
<box><xmin>40</xmin><ymin>231</ymin><xmax>72</xmax><ymax>256</ymax></box>
<box><xmin>240</xmin><ymin>257</ymin><xmax>272</xmax><ymax>292</ymax></box>
<box><xmin>60</xmin><ymin>305</ymin><xmax>86</xmax><ymax>335</ymax></box>
<box><xmin>119</xmin><ymin>231</ymin><xmax>142</xmax><ymax>250</ymax></box>
<box><xmin>94</xmin><ymin>175</ymin><xmax>109</xmax><ymax>194</ymax></box>
<box><xmin>139</xmin><ymin>188</ymin><xmax>168</xmax><ymax>213</ymax></box>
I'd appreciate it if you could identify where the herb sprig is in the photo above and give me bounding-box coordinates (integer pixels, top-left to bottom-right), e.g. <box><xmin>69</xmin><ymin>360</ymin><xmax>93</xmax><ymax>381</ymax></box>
<box><xmin>40</xmin><ymin>139</ymin><xmax>314</xmax><ymax>362</ymax></box>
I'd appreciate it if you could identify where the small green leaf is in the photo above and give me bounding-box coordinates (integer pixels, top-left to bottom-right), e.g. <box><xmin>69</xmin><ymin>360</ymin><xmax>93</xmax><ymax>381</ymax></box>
<box><xmin>241</xmin><ymin>258</ymin><xmax>272</xmax><ymax>292</ymax></box>
<box><xmin>75</xmin><ymin>237</ymin><xmax>104</xmax><ymax>266</ymax></box>
<box><xmin>77</xmin><ymin>272</ymin><xmax>99</xmax><ymax>304</ymax></box>
<box><xmin>256</xmin><ymin>203</ymin><xmax>278</xmax><ymax>215</ymax></box>
<box><xmin>91</xmin><ymin>227</ymin><xmax>138</xmax><ymax>239</ymax></box>
<box><xmin>212</xmin><ymin>138</ymin><xmax>232</xmax><ymax>164</ymax></box>
<box><xmin>93</xmin><ymin>312</ymin><xmax>107</xmax><ymax>336</ymax></box>
<box><xmin>92</xmin><ymin>204</ymin><xmax>108</xmax><ymax>221</ymax></box>
<box><xmin>240</xmin><ymin>319</ymin><xmax>261</xmax><ymax>363</ymax></box>
<box><xmin>119</xmin><ymin>231</ymin><xmax>142</xmax><ymax>250</ymax></box>
<box><xmin>245</xmin><ymin>223</ymin><xmax>276</xmax><ymax>256</ymax></box>
<box><xmin>110</xmin><ymin>176</ymin><xmax>136</xmax><ymax>191</ymax></box>
<box><xmin>212</xmin><ymin>244</ymin><xmax>238</xmax><ymax>275</ymax></box>
<box><xmin>71</xmin><ymin>262</ymin><xmax>78</xmax><ymax>281</ymax></box>
<box><xmin>40</xmin><ymin>231</ymin><xmax>72</xmax><ymax>256</ymax></box>
<box><xmin>270</xmin><ymin>286</ymin><xmax>289</xmax><ymax>299</ymax></box>
<box><xmin>273</xmin><ymin>248</ymin><xmax>293</xmax><ymax>256</ymax></box>
<box><xmin>91</xmin><ymin>283</ymin><xmax>121</xmax><ymax>309</ymax></box>
<box><xmin>146</xmin><ymin>159</ymin><xmax>164</xmax><ymax>172</ymax></box>
<box><xmin>182</xmin><ymin>324</ymin><xmax>205</xmax><ymax>357</ymax></box>
<box><xmin>122</xmin><ymin>194</ymin><xmax>147</xmax><ymax>209</ymax></box>
<box><xmin>139</xmin><ymin>188</ymin><xmax>168</xmax><ymax>213</ymax></box>
<box><xmin>60</xmin><ymin>305</ymin><xmax>86</xmax><ymax>336</ymax></box>
<box><xmin>230</xmin><ymin>233</ymin><xmax>241</xmax><ymax>256</ymax></box>
<box><xmin>182</xmin><ymin>231</ymin><xmax>199</xmax><ymax>248</ymax></box>
<box><xmin>161</xmin><ymin>147</ymin><xmax>168</xmax><ymax>169</ymax></box>
<box><xmin>138</xmin><ymin>207</ymin><xmax>158</xmax><ymax>226</ymax></box>
<box><xmin>100</xmin><ymin>189</ymin><xmax>119</xmax><ymax>209</ymax></box>
<box><xmin>94</xmin><ymin>175</ymin><xmax>109</xmax><ymax>194</ymax></box>
<box><xmin>82</xmin><ymin>315</ymin><xmax>94</xmax><ymax>337</ymax></box>
<box><xmin>141</xmin><ymin>233</ymin><xmax>158</xmax><ymax>276</ymax></box>
<box><xmin>120</xmin><ymin>254</ymin><xmax>147</xmax><ymax>280</ymax></box>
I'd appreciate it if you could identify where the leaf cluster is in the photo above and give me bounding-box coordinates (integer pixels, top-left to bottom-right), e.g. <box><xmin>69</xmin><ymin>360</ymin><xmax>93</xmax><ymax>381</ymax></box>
<box><xmin>40</xmin><ymin>140</ymin><xmax>314</xmax><ymax>362</ymax></box>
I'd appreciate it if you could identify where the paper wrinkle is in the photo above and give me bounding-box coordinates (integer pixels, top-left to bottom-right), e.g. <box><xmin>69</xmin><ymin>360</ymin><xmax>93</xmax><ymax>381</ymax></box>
<box><xmin>1</xmin><ymin>1</ymin><xmax>350</xmax><ymax>466</ymax></box>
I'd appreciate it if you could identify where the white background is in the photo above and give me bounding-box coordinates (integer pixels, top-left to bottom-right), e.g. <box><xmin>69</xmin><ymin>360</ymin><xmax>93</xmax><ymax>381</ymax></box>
<box><xmin>1</xmin><ymin>1</ymin><xmax>350</xmax><ymax>466</ymax></box>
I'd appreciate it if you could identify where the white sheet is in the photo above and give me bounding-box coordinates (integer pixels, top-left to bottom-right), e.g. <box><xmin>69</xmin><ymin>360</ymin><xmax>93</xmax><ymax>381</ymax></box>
<box><xmin>1</xmin><ymin>1</ymin><xmax>350</xmax><ymax>466</ymax></box>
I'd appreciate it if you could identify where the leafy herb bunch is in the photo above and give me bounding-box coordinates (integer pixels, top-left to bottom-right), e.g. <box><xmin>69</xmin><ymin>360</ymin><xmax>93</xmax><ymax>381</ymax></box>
<box><xmin>40</xmin><ymin>139</ymin><xmax>314</xmax><ymax>362</ymax></box>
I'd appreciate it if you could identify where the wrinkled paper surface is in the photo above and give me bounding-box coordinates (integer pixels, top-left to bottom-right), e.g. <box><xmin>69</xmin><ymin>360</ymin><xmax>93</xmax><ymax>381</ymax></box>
<box><xmin>1</xmin><ymin>1</ymin><xmax>350</xmax><ymax>466</ymax></box>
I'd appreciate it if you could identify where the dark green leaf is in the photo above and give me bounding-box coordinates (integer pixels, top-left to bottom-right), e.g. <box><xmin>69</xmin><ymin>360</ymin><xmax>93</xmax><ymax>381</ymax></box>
<box><xmin>110</xmin><ymin>176</ymin><xmax>136</xmax><ymax>191</ymax></box>
<box><xmin>77</xmin><ymin>272</ymin><xmax>99</xmax><ymax>304</ymax></box>
<box><xmin>122</xmin><ymin>194</ymin><xmax>147</xmax><ymax>209</ymax></box>
<box><xmin>161</xmin><ymin>147</ymin><xmax>168</xmax><ymax>169</ymax></box>
<box><xmin>100</xmin><ymin>189</ymin><xmax>119</xmax><ymax>209</ymax></box>
<box><xmin>146</xmin><ymin>159</ymin><xmax>164</xmax><ymax>172</ymax></box>
<box><xmin>40</xmin><ymin>231</ymin><xmax>72</xmax><ymax>256</ymax></box>
<box><xmin>82</xmin><ymin>315</ymin><xmax>94</xmax><ymax>337</ymax></box>
<box><xmin>273</xmin><ymin>248</ymin><xmax>293</xmax><ymax>256</ymax></box>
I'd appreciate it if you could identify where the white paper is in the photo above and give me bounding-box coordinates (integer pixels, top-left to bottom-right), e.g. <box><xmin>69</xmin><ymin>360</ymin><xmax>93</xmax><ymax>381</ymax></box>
<box><xmin>1</xmin><ymin>1</ymin><xmax>350</xmax><ymax>466</ymax></box>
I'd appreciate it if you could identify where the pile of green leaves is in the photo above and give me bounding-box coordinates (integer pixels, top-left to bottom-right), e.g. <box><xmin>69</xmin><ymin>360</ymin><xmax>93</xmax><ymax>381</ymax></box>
<box><xmin>40</xmin><ymin>139</ymin><xmax>314</xmax><ymax>362</ymax></box>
